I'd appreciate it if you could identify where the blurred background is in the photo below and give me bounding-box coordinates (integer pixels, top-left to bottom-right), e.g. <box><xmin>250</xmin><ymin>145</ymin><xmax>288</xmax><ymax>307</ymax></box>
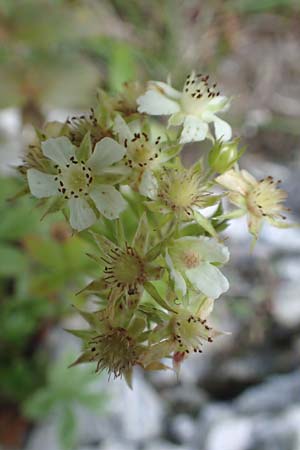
<box><xmin>1</xmin><ymin>1</ymin><xmax>300</xmax><ymax>450</ymax></box>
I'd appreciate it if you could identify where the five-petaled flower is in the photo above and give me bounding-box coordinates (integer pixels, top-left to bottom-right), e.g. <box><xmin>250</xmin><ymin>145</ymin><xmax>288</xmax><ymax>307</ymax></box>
<box><xmin>137</xmin><ymin>72</ymin><xmax>231</xmax><ymax>144</ymax></box>
<box><xmin>165</xmin><ymin>236</ymin><xmax>229</xmax><ymax>299</ymax></box>
<box><xmin>216</xmin><ymin>168</ymin><xmax>290</xmax><ymax>239</ymax></box>
<box><xmin>143</xmin><ymin>163</ymin><xmax>218</xmax><ymax>220</ymax></box>
<box><xmin>86</xmin><ymin>216</ymin><xmax>163</xmax><ymax>306</ymax></box>
<box><xmin>113</xmin><ymin>115</ymin><xmax>179</xmax><ymax>194</ymax></box>
<box><xmin>27</xmin><ymin>136</ymin><xmax>127</xmax><ymax>231</ymax></box>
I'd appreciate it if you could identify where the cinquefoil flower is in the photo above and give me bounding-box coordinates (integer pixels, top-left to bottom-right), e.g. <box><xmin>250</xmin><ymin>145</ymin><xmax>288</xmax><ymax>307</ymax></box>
<box><xmin>27</xmin><ymin>136</ymin><xmax>127</xmax><ymax>231</ymax></box>
<box><xmin>143</xmin><ymin>164</ymin><xmax>218</xmax><ymax>220</ymax></box>
<box><xmin>69</xmin><ymin>311</ymin><xmax>147</xmax><ymax>382</ymax></box>
<box><xmin>144</xmin><ymin>298</ymin><xmax>219</xmax><ymax>370</ymax></box>
<box><xmin>113</xmin><ymin>115</ymin><xmax>179</xmax><ymax>193</ymax></box>
<box><xmin>216</xmin><ymin>169</ymin><xmax>289</xmax><ymax>238</ymax></box>
<box><xmin>166</xmin><ymin>237</ymin><xmax>229</xmax><ymax>299</ymax></box>
<box><xmin>87</xmin><ymin>215</ymin><xmax>163</xmax><ymax>304</ymax></box>
<box><xmin>137</xmin><ymin>72</ymin><xmax>231</xmax><ymax>144</ymax></box>
<box><xmin>171</xmin><ymin>308</ymin><xmax>218</xmax><ymax>355</ymax></box>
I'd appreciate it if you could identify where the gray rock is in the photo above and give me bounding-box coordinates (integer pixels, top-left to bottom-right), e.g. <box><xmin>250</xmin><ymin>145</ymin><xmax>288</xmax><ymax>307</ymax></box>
<box><xmin>235</xmin><ymin>371</ymin><xmax>300</xmax><ymax>414</ymax></box>
<box><xmin>169</xmin><ymin>414</ymin><xmax>196</xmax><ymax>445</ymax></box>
<box><xmin>144</xmin><ymin>441</ymin><xmax>193</xmax><ymax>450</ymax></box>
<box><xmin>98</xmin><ymin>438</ymin><xmax>137</xmax><ymax>450</ymax></box>
<box><xmin>275</xmin><ymin>256</ymin><xmax>300</xmax><ymax>283</ymax></box>
<box><xmin>111</xmin><ymin>371</ymin><xmax>165</xmax><ymax>442</ymax></box>
<box><xmin>205</xmin><ymin>417</ymin><xmax>253</xmax><ymax>450</ymax></box>
<box><xmin>194</xmin><ymin>403</ymin><xmax>234</xmax><ymax>448</ymax></box>
<box><xmin>260</xmin><ymin>225</ymin><xmax>300</xmax><ymax>253</ymax></box>
<box><xmin>76</xmin><ymin>408</ymin><xmax>117</xmax><ymax>445</ymax></box>
<box><xmin>163</xmin><ymin>384</ymin><xmax>207</xmax><ymax>415</ymax></box>
<box><xmin>273</xmin><ymin>281</ymin><xmax>300</xmax><ymax>328</ymax></box>
<box><xmin>24</xmin><ymin>420</ymin><xmax>60</xmax><ymax>450</ymax></box>
<box><xmin>248</xmin><ymin>408</ymin><xmax>300</xmax><ymax>450</ymax></box>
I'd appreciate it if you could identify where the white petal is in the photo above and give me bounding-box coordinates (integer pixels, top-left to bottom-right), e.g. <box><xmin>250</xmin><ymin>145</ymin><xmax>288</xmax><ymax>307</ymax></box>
<box><xmin>213</xmin><ymin>116</ymin><xmax>232</xmax><ymax>141</ymax></box>
<box><xmin>176</xmin><ymin>236</ymin><xmax>229</xmax><ymax>264</ymax></box>
<box><xmin>149</xmin><ymin>81</ymin><xmax>182</xmax><ymax>100</ymax></box>
<box><xmin>89</xmin><ymin>185</ymin><xmax>127</xmax><ymax>219</ymax></box>
<box><xmin>114</xmin><ymin>115</ymin><xmax>132</xmax><ymax>142</ymax></box>
<box><xmin>137</xmin><ymin>90</ymin><xmax>180</xmax><ymax>116</ymax></box>
<box><xmin>68</xmin><ymin>198</ymin><xmax>97</xmax><ymax>231</ymax></box>
<box><xmin>127</xmin><ymin>119</ymin><xmax>142</xmax><ymax>135</ymax></box>
<box><xmin>27</xmin><ymin>169</ymin><xmax>57</xmax><ymax>198</ymax></box>
<box><xmin>186</xmin><ymin>262</ymin><xmax>229</xmax><ymax>299</ymax></box>
<box><xmin>199</xmin><ymin>297</ymin><xmax>215</xmax><ymax>320</ymax></box>
<box><xmin>208</xmin><ymin>96</ymin><xmax>230</xmax><ymax>112</ymax></box>
<box><xmin>87</xmin><ymin>138</ymin><xmax>126</xmax><ymax>174</ymax></box>
<box><xmin>240</xmin><ymin>169</ymin><xmax>257</xmax><ymax>187</ymax></box>
<box><xmin>139</xmin><ymin>170</ymin><xmax>158</xmax><ymax>199</ymax></box>
<box><xmin>165</xmin><ymin>249</ymin><xmax>187</xmax><ymax>296</ymax></box>
<box><xmin>179</xmin><ymin>115</ymin><xmax>209</xmax><ymax>143</ymax></box>
<box><xmin>216</xmin><ymin>169</ymin><xmax>249</xmax><ymax>195</ymax></box>
<box><xmin>41</xmin><ymin>137</ymin><xmax>75</xmax><ymax>166</ymax></box>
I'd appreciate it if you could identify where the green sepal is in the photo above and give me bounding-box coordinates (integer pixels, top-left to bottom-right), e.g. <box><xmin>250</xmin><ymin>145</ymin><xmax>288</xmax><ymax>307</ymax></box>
<box><xmin>90</xmin><ymin>231</ymin><xmax>116</xmax><ymax>255</ymax></box>
<box><xmin>146</xmin><ymin>239</ymin><xmax>168</xmax><ymax>261</ymax></box>
<box><xmin>144</xmin><ymin>282</ymin><xmax>177</xmax><ymax>313</ymax></box>
<box><xmin>132</xmin><ymin>213</ymin><xmax>149</xmax><ymax>255</ymax></box>
<box><xmin>124</xmin><ymin>369</ymin><xmax>133</xmax><ymax>389</ymax></box>
<box><xmin>68</xmin><ymin>352</ymin><xmax>92</xmax><ymax>368</ymax></box>
<box><xmin>216</xmin><ymin>208</ymin><xmax>246</xmax><ymax>221</ymax></box>
<box><xmin>76</xmin><ymin>279</ymin><xmax>108</xmax><ymax>296</ymax></box>
<box><xmin>114</xmin><ymin>218</ymin><xmax>126</xmax><ymax>247</ymax></box>
<box><xmin>40</xmin><ymin>196</ymin><xmax>65</xmax><ymax>220</ymax></box>
<box><xmin>64</xmin><ymin>328</ymin><xmax>93</xmax><ymax>340</ymax></box>
<box><xmin>77</xmin><ymin>131</ymin><xmax>92</xmax><ymax>161</ymax></box>
<box><xmin>193</xmin><ymin>210</ymin><xmax>217</xmax><ymax>237</ymax></box>
<box><xmin>160</xmin><ymin>143</ymin><xmax>182</xmax><ymax>163</ymax></box>
<box><xmin>138</xmin><ymin>304</ymin><xmax>170</xmax><ymax>322</ymax></box>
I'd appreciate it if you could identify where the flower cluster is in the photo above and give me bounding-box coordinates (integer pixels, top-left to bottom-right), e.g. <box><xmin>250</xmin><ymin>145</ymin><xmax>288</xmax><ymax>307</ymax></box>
<box><xmin>21</xmin><ymin>73</ymin><xmax>291</xmax><ymax>385</ymax></box>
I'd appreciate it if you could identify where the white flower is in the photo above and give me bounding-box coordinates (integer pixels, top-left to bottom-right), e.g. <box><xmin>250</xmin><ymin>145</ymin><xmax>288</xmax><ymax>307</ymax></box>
<box><xmin>137</xmin><ymin>72</ymin><xmax>232</xmax><ymax>144</ymax></box>
<box><xmin>113</xmin><ymin>115</ymin><xmax>179</xmax><ymax>194</ymax></box>
<box><xmin>27</xmin><ymin>136</ymin><xmax>127</xmax><ymax>231</ymax></box>
<box><xmin>165</xmin><ymin>236</ymin><xmax>229</xmax><ymax>299</ymax></box>
<box><xmin>143</xmin><ymin>164</ymin><xmax>216</xmax><ymax>218</ymax></box>
<box><xmin>216</xmin><ymin>168</ymin><xmax>290</xmax><ymax>239</ymax></box>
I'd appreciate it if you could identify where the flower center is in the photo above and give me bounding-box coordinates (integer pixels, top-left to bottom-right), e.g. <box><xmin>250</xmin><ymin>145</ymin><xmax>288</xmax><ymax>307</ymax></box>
<box><xmin>54</xmin><ymin>157</ymin><xmax>93</xmax><ymax>199</ymax></box>
<box><xmin>181</xmin><ymin>250</ymin><xmax>200</xmax><ymax>269</ymax></box>
<box><xmin>173</xmin><ymin>313</ymin><xmax>214</xmax><ymax>354</ymax></box>
<box><xmin>123</xmin><ymin>132</ymin><xmax>161</xmax><ymax>169</ymax></box>
<box><xmin>102</xmin><ymin>244</ymin><xmax>146</xmax><ymax>295</ymax></box>
<box><xmin>181</xmin><ymin>73</ymin><xmax>220</xmax><ymax>116</ymax></box>
<box><xmin>246</xmin><ymin>176</ymin><xmax>287</xmax><ymax>219</ymax></box>
<box><xmin>88</xmin><ymin>327</ymin><xmax>140</xmax><ymax>378</ymax></box>
<box><xmin>157</xmin><ymin>168</ymin><xmax>209</xmax><ymax>216</ymax></box>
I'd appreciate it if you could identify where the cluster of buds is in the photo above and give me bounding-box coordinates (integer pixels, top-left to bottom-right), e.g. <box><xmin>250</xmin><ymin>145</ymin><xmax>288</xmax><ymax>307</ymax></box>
<box><xmin>21</xmin><ymin>74</ymin><xmax>291</xmax><ymax>385</ymax></box>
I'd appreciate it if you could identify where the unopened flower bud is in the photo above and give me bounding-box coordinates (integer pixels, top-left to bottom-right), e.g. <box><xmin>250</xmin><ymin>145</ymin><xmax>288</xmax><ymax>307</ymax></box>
<box><xmin>208</xmin><ymin>139</ymin><xmax>243</xmax><ymax>173</ymax></box>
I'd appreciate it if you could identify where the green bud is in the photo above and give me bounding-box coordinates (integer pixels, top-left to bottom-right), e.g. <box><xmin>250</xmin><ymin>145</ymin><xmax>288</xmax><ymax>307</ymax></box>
<box><xmin>208</xmin><ymin>139</ymin><xmax>244</xmax><ymax>174</ymax></box>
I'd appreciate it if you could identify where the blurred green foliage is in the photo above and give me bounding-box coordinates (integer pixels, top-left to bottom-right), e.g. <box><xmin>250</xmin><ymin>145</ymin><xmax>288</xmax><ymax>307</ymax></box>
<box><xmin>0</xmin><ymin>175</ymin><xmax>100</xmax><ymax>412</ymax></box>
<box><xmin>23</xmin><ymin>353</ymin><xmax>108</xmax><ymax>450</ymax></box>
<box><xmin>230</xmin><ymin>0</ymin><xmax>300</xmax><ymax>13</ymax></box>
